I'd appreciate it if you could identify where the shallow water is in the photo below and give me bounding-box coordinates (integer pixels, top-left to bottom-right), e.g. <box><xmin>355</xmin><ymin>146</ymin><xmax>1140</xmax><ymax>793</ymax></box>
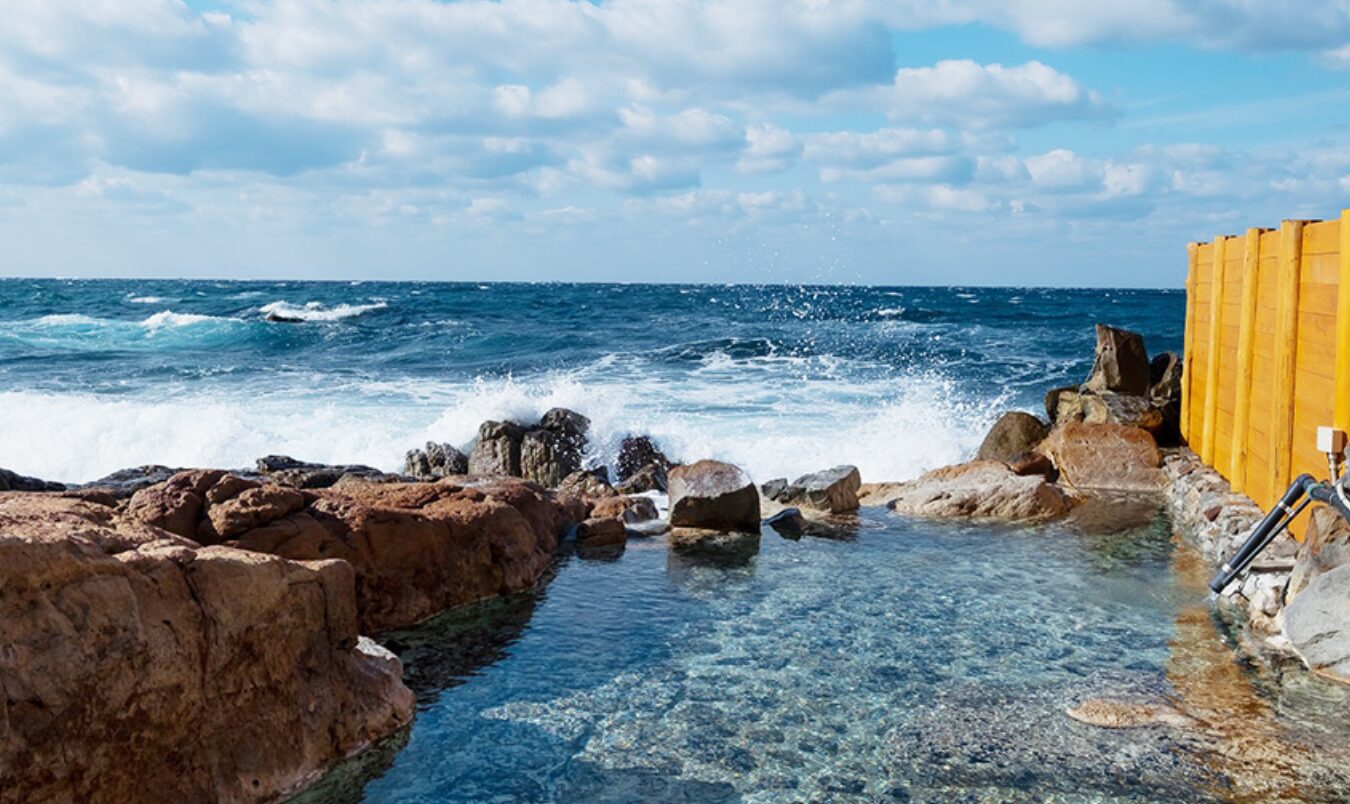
<box><xmin>308</xmin><ymin>506</ymin><xmax>1350</xmax><ymax>803</ymax></box>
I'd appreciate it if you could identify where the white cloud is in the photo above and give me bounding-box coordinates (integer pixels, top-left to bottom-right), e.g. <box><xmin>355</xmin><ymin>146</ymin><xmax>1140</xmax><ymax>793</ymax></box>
<box><xmin>877</xmin><ymin>60</ymin><xmax>1109</xmax><ymax>128</ymax></box>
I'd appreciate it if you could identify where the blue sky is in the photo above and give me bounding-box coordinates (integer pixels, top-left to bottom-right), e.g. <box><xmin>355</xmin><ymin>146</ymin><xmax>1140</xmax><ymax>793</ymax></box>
<box><xmin>3</xmin><ymin>1</ymin><xmax>1350</xmax><ymax>286</ymax></box>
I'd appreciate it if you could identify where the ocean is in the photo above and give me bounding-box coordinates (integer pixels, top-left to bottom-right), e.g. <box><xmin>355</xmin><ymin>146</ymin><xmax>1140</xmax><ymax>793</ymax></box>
<box><xmin>0</xmin><ymin>280</ymin><xmax>1184</xmax><ymax>484</ymax></box>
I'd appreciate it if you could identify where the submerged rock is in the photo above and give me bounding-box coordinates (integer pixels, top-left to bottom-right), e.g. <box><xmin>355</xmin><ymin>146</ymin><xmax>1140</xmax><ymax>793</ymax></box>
<box><xmin>1083</xmin><ymin>323</ymin><xmax>1151</xmax><ymax>396</ymax></box>
<box><xmin>1066</xmin><ymin>699</ymin><xmax>1192</xmax><ymax>729</ymax></box>
<box><xmin>976</xmin><ymin>412</ymin><xmax>1049</xmax><ymax>463</ymax></box>
<box><xmin>879</xmin><ymin>460</ymin><xmax>1074</xmax><ymax>522</ymax></box>
<box><xmin>404</xmin><ymin>441</ymin><xmax>469</xmax><ymax>479</ymax></box>
<box><xmin>0</xmin><ymin>493</ymin><xmax>414</xmax><ymax>803</ymax></box>
<box><xmin>668</xmin><ymin>460</ymin><xmax>760</xmax><ymax>532</ymax></box>
<box><xmin>1037</xmin><ymin>422</ymin><xmax>1163</xmax><ymax>492</ymax></box>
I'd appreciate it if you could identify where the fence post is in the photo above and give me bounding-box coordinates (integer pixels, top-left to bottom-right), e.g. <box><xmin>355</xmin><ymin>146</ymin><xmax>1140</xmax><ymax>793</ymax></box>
<box><xmin>1337</xmin><ymin>209</ymin><xmax>1350</xmax><ymax>433</ymax></box>
<box><xmin>1201</xmin><ymin>235</ymin><xmax>1227</xmax><ymax>466</ymax></box>
<box><xmin>1229</xmin><ymin>228</ymin><xmax>1263</xmax><ymax>493</ymax></box>
<box><xmin>1269</xmin><ymin>220</ymin><xmax>1305</xmax><ymax>503</ymax></box>
<box><xmin>1181</xmin><ymin>242</ymin><xmax>1199</xmax><ymax>444</ymax></box>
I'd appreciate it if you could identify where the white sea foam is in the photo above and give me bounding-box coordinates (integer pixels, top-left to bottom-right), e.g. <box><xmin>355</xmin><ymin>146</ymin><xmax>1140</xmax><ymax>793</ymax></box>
<box><xmin>128</xmin><ymin>295</ymin><xmax>168</xmax><ymax>304</ymax></box>
<box><xmin>140</xmin><ymin>310</ymin><xmax>227</xmax><ymax>330</ymax></box>
<box><xmin>876</xmin><ymin>307</ymin><xmax>905</xmax><ymax>317</ymax></box>
<box><xmin>0</xmin><ymin>361</ymin><xmax>1008</xmax><ymax>485</ymax></box>
<box><xmin>259</xmin><ymin>300</ymin><xmax>388</xmax><ymax>322</ymax></box>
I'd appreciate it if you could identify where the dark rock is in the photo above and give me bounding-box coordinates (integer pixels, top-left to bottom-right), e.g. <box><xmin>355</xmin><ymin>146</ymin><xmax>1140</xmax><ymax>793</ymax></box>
<box><xmin>575</xmin><ymin>516</ymin><xmax>628</xmax><ymax>547</ymax></box>
<box><xmin>557</xmin><ymin>467</ymin><xmax>617</xmax><ymax>501</ymax></box>
<box><xmin>617</xmin><ymin>435</ymin><xmax>673</xmax><ymax>481</ymax></box>
<box><xmin>79</xmin><ymin>465</ymin><xmax>179</xmax><ymax>498</ymax></box>
<box><xmin>615</xmin><ymin>462</ymin><xmax>669</xmax><ymax>494</ymax></box>
<box><xmin>777</xmin><ymin>465</ymin><xmax>862</xmax><ymax>513</ymax></box>
<box><xmin>520</xmin><ymin>408</ymin><xmax>590</xmax><ymax>487</ymax></box>
<box><xmin>255</xmin><ymin>455</ymin><xmax>390</xmax><ymax>489</ymax></box>
<box><xmin>1149</xmin><ymin>352</ymin><xmax>1183</xmax><ymax>403</ymax></box>
<box><xmin>1006</xmin><ymin>452</ymin><xmax>1058</xmax><ymax>482</ymax></box>
<box><xmin>1083</xmin><ymin>323</ymin><xmax>1151</xmax><ymax>396</ymax></box>
<box><xmin>1203</xmin><ymin>505</ymin><xmax>1222</xmax><ymax>522</ymax></box>
<box><xmin>404</xmin><ymin>442</ymin><xmax>469</xmax><ymax>479</ymax></box>
<box><xmin>667</xmin><ymin>460</ymin><xmax>760</xmax><ymax>532</ymax></box>
<box><xmin>761</xmin><ymin>478</ymin><xmax>789</xmax><ymax>500</ymax></box>
<box><xmin>590</xmin><ymin>495</ymin><xmax>659</xmax><ymax>523</ymax></box>
<box><xmin>765</xmin><ymin>507</ymin><xmax>807</xmax><ymax>538</ymax></box>
<box><xmin>976</xmin><ymin>412</ymin><xmax>1049</xmax><ymax>463</ymax></box>
<box><xmin>0</xmin><ymin>467</ymin><xmax>65</xmax><ymax>492</ymax></box>
<box><xmin>467</xmin><ymin>420</ymin><xmax>525</xmax><ymax>476</ymax></box>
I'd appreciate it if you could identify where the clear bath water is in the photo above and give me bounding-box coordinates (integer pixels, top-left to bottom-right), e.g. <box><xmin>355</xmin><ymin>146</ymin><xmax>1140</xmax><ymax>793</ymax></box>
<box><xmin>308</xmin><ymin>506</ymin><xmax>1350</xmax><ymax>803</ymax></box>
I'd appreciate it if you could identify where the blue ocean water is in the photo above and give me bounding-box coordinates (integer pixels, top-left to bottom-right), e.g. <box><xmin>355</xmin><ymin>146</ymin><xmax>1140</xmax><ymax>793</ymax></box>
<box><xmin>0</xmin><ymin>280</ymin><xmax>1184</xmax><ymax>483</ymax></box>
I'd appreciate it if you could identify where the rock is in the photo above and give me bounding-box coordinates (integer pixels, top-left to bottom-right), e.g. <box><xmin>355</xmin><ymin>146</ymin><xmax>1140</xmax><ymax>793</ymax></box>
<box><xmin>0</xmin><ymin>494</ymin><xmax>414</xmax><ymax>803</ymax></box>
<box><xmin>1283</xmin><ymin>563</ymin><xmax>1350</xmax><ymax>681</ymax></box>
<box><xmin>879</xmin><ymin>460</ymin><xmax>1074</xmax><ymax>522</ymax></box>
<box><xmin>615</xmin><ymin>461</ymin><xmax>669</xmax><ymax>494</ymax></box>
<box><xmin>668</xmin><ymin>527</ymin><xmax>761</xmax><ymax>558</ymax></box>
<box><xmin>0</xmin><ymin>468</ymin><xmax>64</xmax><ymax>492</ymax></box>
<box><xmin>123</xmin><ymin>469</ymin><xmax>227</xmax><ymax>539</ymax></box>
<box><xmin>1066</xmin><ymin>699</ymin><xmax>1191</xmax><ymax>729</ymax></box>
<box><xmin>590</xmin><ymin>495</ymin><xmax>659</xmax><ymax>523</ymax></box>
<box><xmin>617</xmin><ymin>435</ymin><xmax>673</xmax><ymax>480</ymax></box>
<box><xmin>976</xmin><ymin>412</ymin><xmax>1049</xmax><ymax>463</ymax></box>
<box><xmin>1037</xmin><ymin>422</ymin><xmax>1164</xmax><ymax>492</ymax></box>
<box><xmin>468</xmin><ymin>420</ymin><xmax>525</xmax><ymax>477</ymax></box>
<box><xmin>1149</xmin><ymin>352</ymin><xmax>1183</xmax><ymax>404</ymax></box>
<box><xmin>771</xmin><ymin>465</ymin><xmax>862</xmax><ymax>514</ymax></box>
<box><xmin>557</xmin><ymin>467</ymin><xmax>618</xmax><ymax>501</ymax></box>
<box><xmin>518</xmin><ymin>408</ymin><xmax>590</xmax><ymax>487</ymax></box>
<box><xmin>197</xmin><ymin>483</ymin><xmax>307</xmax><ymax>544</ymax></box>
<box><xmin>1079</xmin><ymin>392</ymin><xmax>1165</xmax><ymax>432</ymax></box>
<box><xmin>1006</xmin><ymin>451</ymin><xmax>1058</xmax><ymax>482</ymax></box>
<box><xmin>255</xmin><ymin>455</ymin><xmax>390</xmax><ymax>489</ymax></box>
<box><xmin>764</xmin><ymin>507</ymin><xmax>807</xmax><ymax>538</ymax></box>
<box><xmin>760</xmin><ymin>478</ymin><xmax>789</xmax><ymax>501</ymax></box>
<box><xmin>1045</xmin><ymin>386</ymin><xmax>1084</xmax><ymax>425</ymax></box>
<box><xmin>667</xmin><ymin>460</ymin><xmax>760</xmax><ymax>532</ymax></box>
<box><xmin>575</xmin><ymin>516</ymin><xmax>627</xmax><ymax>547</ymax></box>
<box><xmin>79</xmin><ymin>465</ymin><xmax>180</xmax><ymax>498</ymax></box>
<box><xmin>1083</xmin><ymin>323</ymin><xmax>1151</xmax><ymax>396</ymax></box>
<box><xmin>1287</xmin><ymin>506</ymin><xmax>1350</xmax><ymax>602</ymax></box>
<box><xmin>404</xmin><ymin>442</ymin><xmax>469</xmax><ymax>479</ymax></box>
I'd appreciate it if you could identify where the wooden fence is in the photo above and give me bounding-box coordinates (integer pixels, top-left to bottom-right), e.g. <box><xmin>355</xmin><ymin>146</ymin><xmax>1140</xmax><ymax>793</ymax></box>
<box><xmin>1182</xmin><ymin>210</ymin><xmax>1350</xmax><ymax>522</ymax></box>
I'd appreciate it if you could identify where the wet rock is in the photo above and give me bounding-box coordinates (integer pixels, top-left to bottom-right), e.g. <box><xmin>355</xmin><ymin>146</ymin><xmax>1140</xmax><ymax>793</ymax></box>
<box><xmin>668</xmin><ymin>527</ymin><xmax>761</xmax><ymax>558</ymax></box>
<box><xmin>468</xmin><ymin>420</ymin><xmax>526</xmax><ymax>477</ymax></box>
<box><xmin>521</xmin><ymin>408</ymin><xmax>590</xmax><ymax>487</ymax></box>
<box><xmin>617</xmin><ymin>434</ymin><xmax>673</xmax><ymax>480</ymax></box>
<box><xmin>404</xmin><ymin>442</ymin><xmax>469</xmax><ymax>479</ymax></box>
<box><xmin>255</xmin><ymin>454</ymin><xmax>390</xmax><ymax>489</ymax></box>
<box><xmin>590</xmin><ymin>494</ymin><xmax>659</xmax><ymax>523</ymax></box>
<box><xmin>558</xmin><ymin>467</ymin><xmax>618</xmax><ymax>501</ymax></box>
<box><xmin>0</xmin><ymin>467</ymin><xmax>64</xmax><ymax>492</ymax></box>
<box><xmin>668</xmin><ymin>460</ymin><xmax>760</xmax><ymax>532</ymax></box>
<box><xmin>1066</xmin><ymin>699</ymin><xmax>1191</xmax><ymax>729</ymax></box>
<box><xmin>80</xmin><ymin>465</ymin><xmax>179</xmax><ymax>498</ymax></box>
<box><xmin>769</xmin><ymin>465</ymin><xmax>862</xmax><ymax>514</ymax></box>
<box><xmin>1083</xmin><ymin>323</ymin><xmax>1151</xmax><ymax>396</ymax></box>
<box><xmin>1283</xmin><ymin>563</ymin><xmax>1350</xmax><ymax>681</ymax></box>
<box><xmin>1037</xmin><ymin>422</ymin><xmax>1163</xmax><ymax>492</ymax></box>
<box><xmin>760</xmin><ymin>477</ymin><xmax>789</xmax><ymax>501</ymax></box>
<box><xmin>764</xmin><ymin>507</ymin><xmax>807</xmax><ymax>538</ymax></box>
<box><xmin>1006</xmin><ymin>451</ymin><xmax>1058</xmax><ymax>482</ymax></box>
<box><xmin>1079</xmin><ymin>392</ymin><xmax>1164</xmax><ymax>432</ymax></box>
<box><xmin>0</xmin><ymin>494</ymin><xmax>414</xmax><ymax>803</ymax></box>
<box><xmin>1288</xmin><ymin>506</ymin><xmax>1350</xmax><ymax>602</ymax></box>
<box><xmin>575</xmin><ymin>516</ymin><xmax>627</xmax><ymax>547</ymax></box>
<box><xmin>615</xmin><ymin>462</ymin><xmax>669</xmax><ymax>494</ymax></box>
<box><xmin>879</xmin><ymin>460</ymin><xmax>1074</xmax><ymax>522</ymax></box>
<box><xmin>976</xmin><ymin>411</ymin><xmax>1049</xmax><ymax>463</ymax></box>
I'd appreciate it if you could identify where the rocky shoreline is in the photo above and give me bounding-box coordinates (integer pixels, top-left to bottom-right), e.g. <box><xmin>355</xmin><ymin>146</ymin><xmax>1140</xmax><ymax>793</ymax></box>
<box><xmin>5</xmin><ymin>323</ymin><xmax>1350</xmax><ymax>800</ymax></box>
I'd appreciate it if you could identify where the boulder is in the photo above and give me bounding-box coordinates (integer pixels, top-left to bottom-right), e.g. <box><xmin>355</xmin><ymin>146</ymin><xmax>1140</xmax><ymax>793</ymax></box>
<box><xmin>615</xmin><ymin>461</ymin><xmax>670</xmax><ymax>494</ymax></box>
<box><xmin>0</xmin><ymin>468</ymin><xmax>64</xmax><ymax>492</ymax></box>
<box><xmin>518</xmin><ymin>408</ymin><xmax>590</xmax><ymax>487</ymax></box>
<box><xmin>1006</xmin><ymin>451</ymin><xmax>1058</xmax><ymax>481</ymax></box>
<box><xmin>1287</xmin><ymin>506</ymin><xmax>1350</xmax><ymax>602</ymax></box>
<box><xmin>1037</xmin><ymin>422</ymin><xmax>1164</xmax><ymax>492</ymax></box>
<box><xmin>0</xmin><ymin>494</ymin><xmax>414</xmax><ymax>803</ymax></box>
<box><xmin>590</xmin><ymin>495</ymin><xmax>660</xmax><ymax>523</ymax></box>
<box><xmin>763</xmin><ymin>465</ymin><xmax>862</xmax><ymax>514</ymax></box>
<box><xmin>575</xmin><ymin>516</ymin><xmax>627</xmax><ymax>548</ymax></box>
<box><xmin>255</xmin><ymin>455</ymin><xmax>391</xmax><ymax>489</ymax></box>
<box><xmin>976</xmin><ymin>412</ymin><xmax>1049</xmax><ymax>463</ymax></box>
<box><xmin>667</xmin><ymin>460</ymin><xmax>760</xmax><ymax>532</ymax></box>
<box><xmin>404</xmin><ymin>442</ymin><xmax>469</xmax><ymax>479</ymax></box>
<box><xmin>468</xmin><ymin>420</ymin><xmax>525</xmax><ymax>477</ymax></box>
<box><xmin>1079</xmin><ymin>392</ymin><xmax>1164</xmax><ymax>432</ymax></box>
<box><xmin>1083</xmin><ymin>323</ymin><xmax>1151</xmax><ymax>396</ymax></box>
<box><xmin>557</xmin><ymin>467</ymin><xmax>618</xmax><ymax>501</ymax></box>
<box><xmin>79</xmin><ymin>465</ymin><xmax>180</xmax><ymax>498</ymax></box>
<box><xmin>1045</xmin><ymin>386</ymin><xmax>1084</xmax><ymax>426</ymax></box>
<box><xmin>1149</xmin><ymin>352</ymin><xmax>1183</xmax><ymax>403</ymax></box>
<box><xmin>1283</xmin><ymin>563</ymin><xmax>1350</xmax><ymax>682</ymax></box>
<box><xmin>764</xmin><ymin>507</ymin><xmax>807</xmax><ymax>538</ymax></box>
<box><xmin>617</xmin><ymin>435</ymin><xmax>673</xmax><ymax>480</ymax></box>
<box><xmin>879</xmin><ymin>460</ymin><xmax>1074</xmax><ymax>522</ymax></box>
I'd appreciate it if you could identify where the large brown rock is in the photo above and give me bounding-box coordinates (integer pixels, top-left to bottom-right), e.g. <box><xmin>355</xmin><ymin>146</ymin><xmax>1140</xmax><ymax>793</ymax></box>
<box><xmin>877</xmin><ymin>460</ymin><xmax>1074</xmax><ymax>522</ymax></box>
<box><xmin>0</xmin><ymin>493</ymin><xmax>414</xmax><ymax>803</ymax></box>
<box><xmin>1083</xmin><ymin>323</ymin><xmax>1151</xmax><ymax>396</ymax></box>
<box><xmin>1036</xmin><ymin>422</ymin><xmax>1163</xmax><ymax>491</ymax></box>
<box><xmin>976</xmin><ymin>412</ymin><xmax>1049</xmax><ymax>463</ymax></box>
<box><xmin>667</xmin><ymin>460</ymin><xmax>760</xmax><ymax>532</ymax></box>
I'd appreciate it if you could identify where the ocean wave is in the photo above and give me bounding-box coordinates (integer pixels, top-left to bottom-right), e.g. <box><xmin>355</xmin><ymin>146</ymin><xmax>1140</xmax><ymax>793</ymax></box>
<box><xmin>259</xmin><ymin>300</ymin><xmax>388</xmax><ymax>322</ymax></box>
<box><xmin>4</xmin><ymin>310</ymin><xmax>250</xmax><ymax>350</ymax></box>
<box><xmin>128</xmin><ymin>295</ymin><xmax>169</xmax><ymax>304</ymax></box>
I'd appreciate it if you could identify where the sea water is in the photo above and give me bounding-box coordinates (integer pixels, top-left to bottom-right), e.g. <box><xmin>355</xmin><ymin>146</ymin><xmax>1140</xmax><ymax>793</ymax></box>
<box><xmin>11</xmin><ymin>280</ymin><xmax>1350</xmax><ymax>801</ymax></box>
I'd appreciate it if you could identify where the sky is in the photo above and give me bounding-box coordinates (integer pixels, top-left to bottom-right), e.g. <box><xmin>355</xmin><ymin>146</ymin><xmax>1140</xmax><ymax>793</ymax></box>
<box><xmin>3</xmin><ymin>1</ymin><xmax>1350</xmax><ymax>286</ymax></box>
